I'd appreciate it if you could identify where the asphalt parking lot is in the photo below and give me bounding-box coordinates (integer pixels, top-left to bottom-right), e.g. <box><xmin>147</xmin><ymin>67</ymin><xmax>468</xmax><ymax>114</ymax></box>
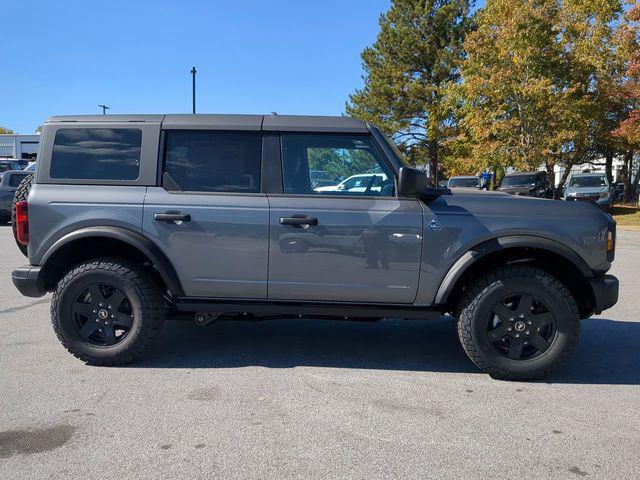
<box><xmin>0</xmin><ymin>225</ymin><xmax>638</xmax><ymax>480</ymax></box>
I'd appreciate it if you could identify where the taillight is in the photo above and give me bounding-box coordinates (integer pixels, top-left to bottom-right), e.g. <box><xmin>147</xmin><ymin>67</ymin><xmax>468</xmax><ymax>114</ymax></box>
<box><xmin>606</xmin><ymin>223</ymin><xmax>616</xmax><ymax>262</ymax></box>
<box><xmin>15</xmin><ymin>201</ymin><xmax>29</xmax><ymax>245</ymax></box>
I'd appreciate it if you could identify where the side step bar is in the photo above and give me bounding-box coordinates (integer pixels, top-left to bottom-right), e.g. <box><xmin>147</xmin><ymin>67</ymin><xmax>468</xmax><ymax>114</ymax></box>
<box><xmin>172</xmin><ymin>297</ymin><xmax>442</xmax><ymax>320</ymax></box>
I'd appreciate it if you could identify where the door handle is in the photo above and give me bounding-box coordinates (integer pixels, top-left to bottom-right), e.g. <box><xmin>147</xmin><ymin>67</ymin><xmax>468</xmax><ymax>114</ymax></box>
<box><xmin>153</xmin><ymin>212</ymin><xmax>191</xmax><ymax>222</ymax></box>
<box><xmin>279</xmin><ymin>216</ymin><xmax>318</xmax><ymax>227</ymax></box>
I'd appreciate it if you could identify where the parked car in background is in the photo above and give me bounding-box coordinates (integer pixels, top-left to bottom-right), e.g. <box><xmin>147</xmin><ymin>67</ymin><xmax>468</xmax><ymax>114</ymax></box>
<box><xmin>0</xmin><ymin>170</ymin><xmax>32</xmax><ymax>222</ymax></box>
<box><xmin>563</xmin><ymin>173</ymin><xmax>613</xmax><ymax>210</ymax></box>
<box><xmin>0</xmin><ymin>160</ymin><xmax>22</xmax><ymax>179</ymax></box>
<box><xmin>447</xmin><ymin>175</ymin><xmax>481</xmax><ymax>189</ymax></box>
<box><xmin>314</xmin><ymin>172</ymin><xmax>390</xmax><ymax>194</ymax></box>
<box><xmin>499</xmin><ymin>171</ymin><xmax>553</xmax><ymax>198</ymax></box>
<box><xmin>309</xmin><ymin>170</ymin><xmax>335</xmax><ymax>189</ymax></box>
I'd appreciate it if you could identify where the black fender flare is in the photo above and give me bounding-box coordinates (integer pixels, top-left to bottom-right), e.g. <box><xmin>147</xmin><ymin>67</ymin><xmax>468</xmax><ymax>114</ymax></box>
<box><xmin>40</xmin><ymin>226</ymin><xmax>184</xmax><ymax>296</ymax></box>
<box><xmin>434</xmin><ymin>235</ymin><xmax>593</xmax><ymax>305</ymax></box>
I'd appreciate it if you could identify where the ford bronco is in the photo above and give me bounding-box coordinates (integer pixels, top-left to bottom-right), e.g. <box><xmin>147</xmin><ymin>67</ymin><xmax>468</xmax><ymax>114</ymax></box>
<box><xmin>11</xmin><ymin>114</ymin><xmax>619</xmax><ymax>380</ymax></box>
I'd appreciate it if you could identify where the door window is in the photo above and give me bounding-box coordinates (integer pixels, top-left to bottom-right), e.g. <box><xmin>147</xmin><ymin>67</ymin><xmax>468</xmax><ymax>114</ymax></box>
<box><xmin>164</xmin><ymin>131</ymin><xmax>261</xmax><ymax>193</ymax></box>
<box><xmin>281</xmin><ymin>134</ymin><xmax>394</xmax><ymax>196</ymax></box>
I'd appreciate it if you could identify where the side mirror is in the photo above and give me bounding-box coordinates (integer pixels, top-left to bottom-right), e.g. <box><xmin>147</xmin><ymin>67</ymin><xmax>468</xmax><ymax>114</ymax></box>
<box><xmin>398</xmin><ymin>167</ymin><xmax>451</xmax><ymax>201</ymax></box>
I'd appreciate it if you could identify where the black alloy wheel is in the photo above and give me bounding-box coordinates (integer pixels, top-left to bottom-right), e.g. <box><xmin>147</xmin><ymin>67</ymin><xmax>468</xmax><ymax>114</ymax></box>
<box><xmin>72</xmin><ymin>283</ymin><xmax>134</xmax><ymax>346</ymax></box>
<box><xmin>486</xmin><ymin>293</ymin><xmax>557</xmax><ymax>361</ymax></box>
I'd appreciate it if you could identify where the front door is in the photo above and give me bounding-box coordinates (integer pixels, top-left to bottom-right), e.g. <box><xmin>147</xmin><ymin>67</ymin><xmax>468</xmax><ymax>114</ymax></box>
<box><xmin>268</xmin><ymin>133</ymin><xmax>423</xmax><ymax>304</ymax></box>
<box><xmin>143</xmin><ymin>131</ymin><xmax>269</xmax><ymax>298</ymax></box>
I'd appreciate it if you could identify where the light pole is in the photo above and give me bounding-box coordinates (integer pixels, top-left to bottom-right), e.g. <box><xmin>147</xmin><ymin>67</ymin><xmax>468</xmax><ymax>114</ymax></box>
<box><xmin>98</xmin><ymin>104</ymin><xmax>110</xmax><ymax>115</ymax></box>
<box><xmin>190</xmin><ymin>67</ymin><xmax>197</xmax><ymax>114</ymax></box>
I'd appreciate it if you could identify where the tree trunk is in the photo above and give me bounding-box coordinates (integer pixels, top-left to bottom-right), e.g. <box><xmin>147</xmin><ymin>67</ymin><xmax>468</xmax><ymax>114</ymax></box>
<box><xmin>556</xmin><ymin>164</ymin><xmax>573</xmax><ymax>198</ymax></box>
<box><xmin>428</xmin><ymin>141</ymin><xmax>438</xmax><ymax>184</ymax></box>
<box><xmin>545</xmin><ymin>160</ymin><xmax>556</xmax><ymax>195</ymax></box>
<box><xmin>623</xmin><ymin>149</ymin><xmax>634</xmax><ymax>203</ymax></box>
<box><xmin>632</xmin><ymin>150</ymin><xmax>639</xmax><ymax>206</ymax></box>
<box><xmin>605</xmin><ymin>149</ymin><xmax>614</xmax><ymax>186</ymax></box>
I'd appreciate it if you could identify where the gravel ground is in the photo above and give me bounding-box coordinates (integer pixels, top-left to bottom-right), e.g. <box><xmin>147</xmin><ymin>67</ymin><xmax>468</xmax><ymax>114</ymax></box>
<box><xmin>1</xmin><ymin>225</ymin><xmax>638</xmax><ymax>479</ymax></box>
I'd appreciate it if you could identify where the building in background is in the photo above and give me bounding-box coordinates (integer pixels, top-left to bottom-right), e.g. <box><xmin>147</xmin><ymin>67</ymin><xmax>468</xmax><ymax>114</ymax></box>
<box><xmin>0</xmin><ymin>134</ymin><xmax>40</xmax><ymax>167</ymax></box>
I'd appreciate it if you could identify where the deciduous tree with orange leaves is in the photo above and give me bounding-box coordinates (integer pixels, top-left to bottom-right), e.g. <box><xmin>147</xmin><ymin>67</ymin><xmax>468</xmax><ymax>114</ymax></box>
<box><xmin>613</xmin><ymin>1</ymin><xmax>640</xmax><ymax>201</ymax></box>
<box><xmin>456</xmin><ymin>0</ymin><xmax>626</xmax><ymax>193</ymax></box>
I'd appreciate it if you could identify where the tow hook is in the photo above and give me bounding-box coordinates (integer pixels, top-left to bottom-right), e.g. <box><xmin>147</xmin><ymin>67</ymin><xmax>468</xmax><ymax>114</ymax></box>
<box><xmin>194</xmin><ymin>312</ymin><xmax>221</xmax><ymax>326</ymax></box>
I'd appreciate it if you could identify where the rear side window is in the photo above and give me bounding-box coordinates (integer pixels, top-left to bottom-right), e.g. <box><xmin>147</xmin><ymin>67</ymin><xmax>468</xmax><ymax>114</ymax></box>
<box><xmin>8</xmin><ymin>174</ymin><xmax>29</xmax><ymax>187</ymax></box>
<box><xmin>50</xmin><ymin>129</ymin><xmax>141</xmax><ymax>180</ymax></box>
<box><xmin>164</xmin><ymin>131</ymin><xmax>261</xmax><ymax>193</ymax></box>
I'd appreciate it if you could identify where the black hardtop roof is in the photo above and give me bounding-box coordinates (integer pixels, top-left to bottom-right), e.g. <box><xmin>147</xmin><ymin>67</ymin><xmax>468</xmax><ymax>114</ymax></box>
<box><xmin>44</xmin><ymin>114</ymin><xmax>369</xmax><ymax>134</ymax></box>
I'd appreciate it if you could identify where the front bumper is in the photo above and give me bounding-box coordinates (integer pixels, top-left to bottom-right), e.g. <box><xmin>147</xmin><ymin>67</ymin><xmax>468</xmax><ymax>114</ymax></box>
<box><xmin>12</xmin><ymin>265</ymin><xmax>46</xmax><ymax>298</ymax></box>
<box><xmin>590</xmin><ymin>274</ymin><xmax>619</xmax><ymax>314</ymax></box>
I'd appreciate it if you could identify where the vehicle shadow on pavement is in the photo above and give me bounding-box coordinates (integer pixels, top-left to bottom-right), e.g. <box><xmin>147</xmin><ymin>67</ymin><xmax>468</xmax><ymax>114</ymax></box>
<box><xmin>136</xmin><ymin>316</ymin><xmax>640</xmax><ymax>384</ymax></box>
<box><xmin>548</xmin><ymin>318</ymin><xmax>640</xmax><ymax>385</ymax></box>
<box><xmin>138</xmin><ymin>316</ymin><xmax>478</xmax><ymax>374</ymax></box>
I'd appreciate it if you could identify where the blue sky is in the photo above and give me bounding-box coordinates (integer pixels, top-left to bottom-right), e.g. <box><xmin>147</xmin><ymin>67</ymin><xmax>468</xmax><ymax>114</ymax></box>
<box><xmin>3</xmin><ymin>0</ymin><xmax>394</xmax><ymax>134</ymax></box>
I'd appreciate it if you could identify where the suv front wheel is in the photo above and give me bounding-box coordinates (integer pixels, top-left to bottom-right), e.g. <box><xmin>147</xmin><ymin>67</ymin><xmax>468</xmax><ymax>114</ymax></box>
<box><xmin>51</xmin><ymin>258</ymin><xmax>164</xmax><ymax>365</ymax></box>
<box><xmin>457</xmin><ymin>265</ymin><xmax>580</xmax><ymax>380</ymax></box>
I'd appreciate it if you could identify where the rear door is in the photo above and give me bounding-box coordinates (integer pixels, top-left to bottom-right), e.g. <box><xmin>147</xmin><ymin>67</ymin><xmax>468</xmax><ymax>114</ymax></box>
<box><xmin>143</xmin><ymin>130</ymin><xmax>269</xmax><ymax>298</ymax></box>
<box><xmin>267</xmin><ymin>133</ymin><xmax>423</xmax><ymax>304</ymax></box>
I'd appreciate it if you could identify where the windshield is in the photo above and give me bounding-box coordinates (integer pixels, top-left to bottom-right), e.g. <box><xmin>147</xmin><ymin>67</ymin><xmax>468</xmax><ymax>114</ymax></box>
<box><xmin>448</xmin><ymin>177</ymin><xmax>479</xmax><ymax>188</ymax></box>
<box><xmin>569</xmin><ymin>176</ymin><xmax>607</xmax><ymax>188</ymax></box>
<box><xmin>502</xmin><ymin>175</ymin><xmax>536</xmax><ymax>187</ymax></box>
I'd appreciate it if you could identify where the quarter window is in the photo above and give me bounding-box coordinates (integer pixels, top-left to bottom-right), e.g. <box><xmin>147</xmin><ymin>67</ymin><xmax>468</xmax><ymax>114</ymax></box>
<box><xmin>281</xmin><ymin>134</ymin><xmax>394</xmax><ymax>196</ymax></box>
<box><xmin>50</xmin><ymin>129</ymin><xmax>141</xmax><ymax>180</ymax></box>
<box><xmin>164</xmin><ymin>132</ymin><xmax>261</xmax><ymax>193</ymax></box>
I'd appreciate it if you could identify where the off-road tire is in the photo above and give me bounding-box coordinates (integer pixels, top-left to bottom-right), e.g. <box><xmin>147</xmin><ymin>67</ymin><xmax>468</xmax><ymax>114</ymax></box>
<box><xmin>11</xmin><ymin>173</ymin><xmax>33</xmax><ymax>257</ymax></box>
<box><xmin>457</xmin><ymin>265</ymin><xmax>580</xmax><ymax>381</ymax></box>
<box><xmin>51</xmin><ymin>258</ymin><xmax>164</xmax><ymax>365</ymax></box>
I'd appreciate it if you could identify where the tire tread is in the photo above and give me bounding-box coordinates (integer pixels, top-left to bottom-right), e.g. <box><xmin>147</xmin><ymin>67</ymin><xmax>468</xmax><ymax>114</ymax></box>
<box><xmin>457</xmin><ymin>265</ymin><xmax>580</xmax><ymax>380</ymax></box>
<box><xmin>51</xmin><ymin>257</ymin><xmax>164</xmax><ymax>365</ymax></box>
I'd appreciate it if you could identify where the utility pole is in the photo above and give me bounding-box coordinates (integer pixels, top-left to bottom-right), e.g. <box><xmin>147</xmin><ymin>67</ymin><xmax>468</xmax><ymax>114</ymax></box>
<box><xmin>98</xmin><ymin>104</ymin><xmax>110</xmax><ymax>115</ymax></box>
<box><xmin>190</xmin><ymin>67</ymin><xmax>197</xmax><ymax>114</ymax></box>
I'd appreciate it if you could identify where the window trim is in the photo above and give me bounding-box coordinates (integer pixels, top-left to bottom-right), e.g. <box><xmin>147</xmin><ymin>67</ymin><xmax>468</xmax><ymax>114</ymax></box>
<box><xmin>160</xmin><ymin>129</ymin><xmax>265</xmax><ymax>196</ymax></box>
<box><xmin>278</xmin><ymin>132</ymin><xmax>399</xmax><ymax>199</ymax></box>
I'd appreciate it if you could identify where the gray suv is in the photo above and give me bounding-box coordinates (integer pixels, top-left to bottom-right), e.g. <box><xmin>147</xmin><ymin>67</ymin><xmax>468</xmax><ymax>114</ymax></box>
<box><xmin>11</xmin><ymin>114</ymin><xmax>619</xmax><ymax>380</ymax></box>
<box><xmin>564</xmin><ymin>172</ymin><xmax>613</xmax><ymax>210</ymax></box>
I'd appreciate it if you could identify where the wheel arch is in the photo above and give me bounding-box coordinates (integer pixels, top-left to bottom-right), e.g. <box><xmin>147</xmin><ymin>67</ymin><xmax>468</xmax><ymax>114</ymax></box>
<box><xmin>436</xmin><ymin>236</ymin><xmax>596</xmax><ymax>318</ymax></box>
<box><xmin>39</xmin><ymin>226</ymin><xmax>184</xmax><ymax>296</ymax></box>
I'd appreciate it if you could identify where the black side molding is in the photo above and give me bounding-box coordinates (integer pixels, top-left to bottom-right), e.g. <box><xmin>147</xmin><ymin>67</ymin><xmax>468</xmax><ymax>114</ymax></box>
<box><xmin>434</xmin><ymin>235</ymin><xmax>594</xmax><ymax>305</ymax></box>
<box><xmin>172</xmin><ymin>297</ymin><xmax>442</xmax><ymax>320</ymax></box>
<box><xmin>39</xmin><ymin>226</ymin><xmax>185</xmax><ymax>296</ymax></box>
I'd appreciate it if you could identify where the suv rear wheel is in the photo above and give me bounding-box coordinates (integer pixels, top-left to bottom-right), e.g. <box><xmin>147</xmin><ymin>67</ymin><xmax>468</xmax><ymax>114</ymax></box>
<box><xmin>457</xmin><ymin>265</ymin><xmax>579</xmax><ymax>380</ymax></box>
<box><xmin>51</xmin><ymin>258</ymin><xmax>164</xmax><ymax>365</ymax></box>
